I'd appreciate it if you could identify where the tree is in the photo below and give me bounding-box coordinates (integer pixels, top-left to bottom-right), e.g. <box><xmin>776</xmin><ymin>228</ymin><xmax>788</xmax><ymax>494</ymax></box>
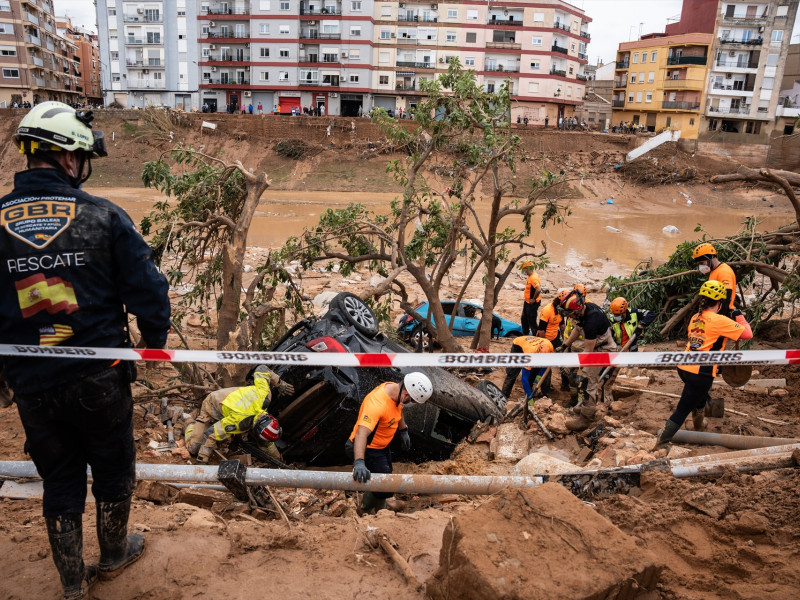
<box><xmin>141</xmin><ymin>147</ymin><xmax>305</xmax><ymax>385</ymax></box>
<box><xmin>296</xmin><ymin>61</ymin><xmax>569</xmax><ymax>351</ymax></box>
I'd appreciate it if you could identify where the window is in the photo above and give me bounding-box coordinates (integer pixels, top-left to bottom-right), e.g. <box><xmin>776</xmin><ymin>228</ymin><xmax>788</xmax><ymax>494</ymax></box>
<box><xmin>108</xmin><ymin>8</ymin><xmax>117</xmax><ymax>16</ymax></box>
<box><xmin>260</xmin><ymin>1</ymin><xmax>271</xmax><ymax>9</ymax></box>
<box><xmin>571</xmin><ymin>43</ymin><xmax>575</xmax><ymax>51</ymax></box>
<box><xmin>566</xmin><ymin>86</ymin><xmax>572</xmax><ymax>97</ymax></box>
<box><xmin>533</xmin><ymin>12</ymin><xmax>544</xmax><ymax>22</ymax></box>
<box><xmin>280</xmin><ymin>49</ymin><xmax>289</xmax><ymax>57</ymax></box>
<box><xmin>641</xmin><ymin>53</ymin><xmax>647</xmax><ymax>63</ymax></box>
<box><xmin>112</xmin><ymin>74</ymin><xmax>120</xmax><ymax>82</ymax></box>
<box><xmin>351</xmin><ymin>1</ymin><xmax>362</xmax><ymax>10</ymax></box>
<box><xmin>665</xmin><ymin>117</ymin><xmax>671</xmax><ymax>127</ymax></box>
<box><xmin>528</xmin><ymin>82</ymin><xmax>539</xmax><ymax>93</ymax></box>
<box><xmin>178</xmin><ymin>34</ymin><xmax>185</xmax><ymax>39</ymax></box>
<box><xmin>260</xmin><ymin>71</ymin><xmax>269</xmax><ymax>81</ymax></box>
<box><xmin>708</xmin><ymin>119</ymin><xmax>717</xmax><ymax>131</ymax></box>
<box><xmin>628</xmin><ymin>92</ymin><xmax>634</xmax><ymax>102</ymax></box>
<box><xmin>349</xmin><ymin>49</ymin><xmax>360</xmax><ymax>59</ymax></box>
<box><xmin>379</xmin><ymin>51</ymin><xmax>389</xmax><ymax>63</ymax></box>
<box><xmin>648</xmin><ymin>71</ymin><xmax>654</xmax><ymax>82</ymax></box>
<box><xmin>280</xmin><ymin>1</ymin><xmax>290</xmax><ymax>9</ymax></box>
<box><xmin>153</xmin><ymin>72</ymin><xmax>162</xmax><ymax>80</ymax></box>
<box><xmin>379</xmin><ymin>75</ymin><xmax>389</xmax><ymax>85</ymax></box>
<box><xmin>260</xmin><ymin>24</ymin><xmax>270</xmax><ymax>34</ymax></box>
<box><xmin>630</xmin><ymin>73</ymin><xmax>636</xmax><ymax>83</ymax></box>
<box><xmin>771</xmin><ymin>30</ymin><xmax>783</xmax><ymax>42</ymax></box>
<box><xmin>651</xmin><ymin>51</ymin><xmax>657</xmax><ymax>62</ymax></box>
<box><xmin>486</xmin><ymin>83</ymin><xmax>495</xmax><ymax>93</ymax></box>
<box><xmin>0</xmin><ymin>22</ymin><xmax>9</xmax><ymax>33</ymax></box>
<box><xmin>203</xmin><ymin>72</ymin><xmax>211</xmax><ymax>80</ymax></box>
<box><xmin>569</xmin><ymin>66</ymin><xmax>573</xmax><ymax>74</ymax></box>
<box><xmin>447</xmin><ymin>9</ymin><xmax>457</xmax><ymax>19</ymax></box>
<box><xmin>260</xmin><ymin>47</ymin><xmax>270</xmax><ymax>57</ymax></box>
<box><xmin>110</xmin><ymin>51</ymin><xmax>118</xmax><ymax>60</ymax></box>
<box><xmin>746</xmin><ymin>121</ymin><xmax>761</xmax><ymax>134</ymax></box>
<box><xmin>178</xmin><ymin>10</ymin><xmax>186</xmax><ymax>16</ymax></box>
<box><xmin>380</xmin><ymin>28</ymin><xmax>390</xmax><ymax>39</ymax></box>
<box><xmin>280</xmin><ymin>25</ymin><xmax>289</xmax><ymax>34</ymax></box>
<box><xmin>350</xmin><ymin>26</ymin><xmax>361</xmax><ymax>36</ymax></box>
<box><xmin>776</xmin><ymin>5</ymin><xmax>789</xmax><ymax>16</ymax></box>
<box><xmin>279</xmin><ymin>71</ymin><xmax>288</xmax><ymax>80</ymax></box>
<box><xmin>531</xmin><ymin>36</ymin><xmax>542</xmax><ymax>46</ymax></box>
<box><xmin>632</xmin><ymin>52</ymin><xmax>638</xmax><ymax>63</ymax></box>
<box><xmin>466</xmin><ymin>32</ymin><xmax>476</xmax><ymax>43</ymax></box>
<box><xmin>766</xmin><ymin>53</ymin><xmax>779</xmax><ymax>66</ymax></box>
<box><xmin>636</xmin><ymin>91</ymin><xmax>642</xmax><ymax>102</ymax></box>
<box><xmin>446</xmin><ymin>31</ymin><xmax>456</xmax><ymax>42</ymax></box>
<box><xmin>645</xmin><ymin>92</ymin><xmax>652</xmax><ymax>103</ymax></box>
<box><xmin>467</xmin><ymin>9</ymin><xmax>478</xmax><ymax>20</ymax></box>
<box><xmin>381</xmin><ymin>5</ymin><xmax>391</xmax><ymax>16</ymax></box>
<box><xmin>349</xmin><ymin>73</ymin><xmax>359</xmax><ymax>82</ymax></box>
<box><xmin>465</xmin><ymin>56</ymin><xmax>475</xmax><ymax>66</ymax></box>
<box><xmin>2</xmin><ymin>67</ymin><xmax>19</xmax><ymax>78</ymax></box>
<box><xmin>762</xmin><ymin>77</ymin><xmax>774</xmax><ymax>89</ymax></box>
<box><xmin>689</xmin><ymin>118</ymin><xmax>694</xmax><ymax>125</ymax></box>
<box><xmin>530</xmin><ymin>60</ymin><xmax>540</xmax><ymax>70</ymax></box>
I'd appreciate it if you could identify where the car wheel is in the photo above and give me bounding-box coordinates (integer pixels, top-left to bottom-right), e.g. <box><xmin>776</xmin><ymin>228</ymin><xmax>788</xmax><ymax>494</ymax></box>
<box><xmin>331</xmin><ymin>292</ymin><xmax>379</xmax><ymax>337</ymax></box>
<box><xmin>504</xmin><ymin>331</ymin><xmax>522</xmax><ymax>338</ymax></box>
<box><xmin>475</xmin><ymin>380</ymin><xmax>507</xmax><ymax>411</ymax></box>
<box><xmin>410</xmin><ymin>324</ymin><xmax>433</xmax><ymax>353</ymax></box>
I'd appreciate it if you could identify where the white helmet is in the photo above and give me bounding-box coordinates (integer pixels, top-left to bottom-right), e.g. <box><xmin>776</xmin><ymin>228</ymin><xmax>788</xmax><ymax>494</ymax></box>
<box><xmin>403</xmin><ymin>372</ymin><xmax>433</xmax><ymax>404</ymax></box>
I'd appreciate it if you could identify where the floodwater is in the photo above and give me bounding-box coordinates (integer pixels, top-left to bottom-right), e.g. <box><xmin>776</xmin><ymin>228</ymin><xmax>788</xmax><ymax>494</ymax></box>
<box><xmin>5</xmin><ymin>186</ymin><xmax>792</xmax><ymax>274</ymax></box>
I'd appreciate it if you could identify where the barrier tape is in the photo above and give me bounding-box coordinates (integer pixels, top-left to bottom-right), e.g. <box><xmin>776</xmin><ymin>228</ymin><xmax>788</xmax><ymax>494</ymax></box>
<box><xmin>1</xmin><ymin>344</ymin><xmax>799</xmax><ymax>369</ymax></box>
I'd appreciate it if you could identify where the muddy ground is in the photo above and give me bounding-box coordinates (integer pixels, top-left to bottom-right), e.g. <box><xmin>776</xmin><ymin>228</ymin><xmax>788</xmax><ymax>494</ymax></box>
<box><xmin>0</xmin><ymin>110</ymin><xmax>799</xmax><ymax>599</ymax></box>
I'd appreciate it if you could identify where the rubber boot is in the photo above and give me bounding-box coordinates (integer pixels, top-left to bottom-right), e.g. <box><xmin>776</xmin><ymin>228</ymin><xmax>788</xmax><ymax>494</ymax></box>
<box><xmin>45</xmin><ymin>514</ymin><xmax>98</xmax><ymax>600</ymax></box>
<box><xmin>560</xmin><ymin>369</ymin><xmax>571</xmax><ymax>391</ymax></box>
<box><xmin>501</xmin><ymin>377</ymin><xmax>515</xmax><ymax>400</ymax></box>
<box><xmin>359</xmin><ymin>491</ymin><xmax>381</xmax><ymax>515</ymax></box>
<box><xmin>654</xmin><ymin>420</ymin><xmax>682</xmax><ymax>450</ymax></box>
<box><xmin>692</xmin><ymin>409</ymin><xmax>708</xmax><ymax>432</ymax></box>
<box><xmin>569</xmin><ymin>376</ymin><xmax>589</xmax><ymax>414</ymax></box>
<box><xmin>97</xmin><ymin>497</ymin><xmax>145</xmax><ymax>580</ymax></box>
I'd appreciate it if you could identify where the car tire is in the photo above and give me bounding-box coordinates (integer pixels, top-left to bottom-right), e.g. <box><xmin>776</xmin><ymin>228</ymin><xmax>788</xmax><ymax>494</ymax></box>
<box><xmin>504</xmin><ymin>331</ymin><xmax>522</xmax><ymax>338</ymax></box>
<box><xmin>475</xmin><ymin>380</ymin><xmax>507</xmax><ymax>411</ymax></box>
<box><xmin>410</xmin><ymin>324</ymin><xmax>433</xmax><ymax>353</ymax></box>
<box><xmin>331</xmin><ymin>292</ymin><xmax>379</xmax><ymax>337</ymax></box>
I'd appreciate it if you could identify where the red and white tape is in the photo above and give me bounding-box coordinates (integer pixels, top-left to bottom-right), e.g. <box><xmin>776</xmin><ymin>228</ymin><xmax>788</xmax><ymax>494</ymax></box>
<box><xmin>0</xmin><ymin>344</ymin><xmax>798</xmax><ymax>369</ymax></box>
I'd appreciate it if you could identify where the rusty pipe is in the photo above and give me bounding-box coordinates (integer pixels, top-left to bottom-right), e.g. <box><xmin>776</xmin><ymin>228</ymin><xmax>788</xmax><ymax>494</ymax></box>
<box><xmin>671</xmin><ymin>430</ymin><xmax>799</xmax><ymax>450</ymax></box>
<box><xmin>0</xmin><ymin>461</ymin><xmax>544</xmax><ymax>495</ymax></box>
<box><xmin>668</xmin><ymin>443</ymin><xmax>800</xmax><ymax>466</ymax></box>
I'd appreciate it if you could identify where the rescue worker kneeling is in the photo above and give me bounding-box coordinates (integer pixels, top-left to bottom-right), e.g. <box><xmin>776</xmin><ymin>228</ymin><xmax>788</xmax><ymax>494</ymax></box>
<box><xmin>501</xmin><ymin>335</ymin><xmax>554</xmax><ymax>400</ymax></box>
<box><xmin>185</xmin><ymin>365</ymin><xmax>294</xmax><ymax>463</ymax></box>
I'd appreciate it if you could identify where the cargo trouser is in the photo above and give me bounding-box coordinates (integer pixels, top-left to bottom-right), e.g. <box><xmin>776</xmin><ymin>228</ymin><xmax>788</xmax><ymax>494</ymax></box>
<box><xmin>577</xmin><ymin>329</ymin><xmax>619</xmax><ymax>419</ymax></box>
<box><xmin>184</xmin><ymin>396</ymin><xmax>221</xmax><ymax>455</ymax></box>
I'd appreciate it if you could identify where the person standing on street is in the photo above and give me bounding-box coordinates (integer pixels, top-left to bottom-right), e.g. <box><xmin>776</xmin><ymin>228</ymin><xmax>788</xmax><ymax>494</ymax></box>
<box><xmin>0</xmin><ymin>102</ymin><xmax>171</xmax><ymax>599</ymax></box>
<box><xmin>655</xmin><ymin>281</ymin><xmax>751</xmax><ymax>448</ymax></box>
<box><xmin>519</xmin><ymin>260</ymin><xmax>541</xmax><ymax>336</ymax></box>
<box><xmin>558</xmin><ymin>289</ymin><xmax>619</xmax><ymax>431</ymax></box>
<box><xmin>693</xmin><ymin>243</ymin><xmax>737</xmax><ymax>317</ymax></box>
<box><xmin>347</xmin><ymin>372</ymin><xmax>432</xmax><ymax>514</ymax></box>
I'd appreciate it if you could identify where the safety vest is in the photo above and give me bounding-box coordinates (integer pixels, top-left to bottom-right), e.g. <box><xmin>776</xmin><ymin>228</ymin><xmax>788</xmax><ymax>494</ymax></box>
<box><xmin>563</xmin><ymin>316</ymin><xmax>582</xmax><ymax>340</ymax></box>
<box><xmin>611</xmin><ymin>312</ymin><xmax>639</xmax><ymax>347</ymax></box>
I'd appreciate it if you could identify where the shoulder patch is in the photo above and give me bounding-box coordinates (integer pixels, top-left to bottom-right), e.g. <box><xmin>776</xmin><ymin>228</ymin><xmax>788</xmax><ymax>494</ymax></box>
<box><xmin>1</xmin><ymin>197</ymin><xmax>76</xmax><ymax>249</ymax></box>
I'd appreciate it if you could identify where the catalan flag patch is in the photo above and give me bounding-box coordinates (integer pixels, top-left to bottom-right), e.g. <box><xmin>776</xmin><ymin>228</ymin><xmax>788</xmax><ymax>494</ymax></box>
<box><xmin>15</xmin><ymin>273</ymin><xmax>79</xmax><ymax>318</ymax></box>
<box><xmin>38</xmin><ymin>324</ymin><xmax>74</xmax><ymax>346</ymax></box>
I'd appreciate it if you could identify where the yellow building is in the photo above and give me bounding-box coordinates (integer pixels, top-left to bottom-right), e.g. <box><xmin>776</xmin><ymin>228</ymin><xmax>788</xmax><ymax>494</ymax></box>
<box><xmin>611</xmin><ymin>33</ymin><xmax>713</xmax><ymax>139</ymax></box>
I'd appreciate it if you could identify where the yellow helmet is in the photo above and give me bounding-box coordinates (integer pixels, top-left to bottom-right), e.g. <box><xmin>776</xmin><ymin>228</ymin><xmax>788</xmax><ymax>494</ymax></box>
<box><xmin>698</xmin><ymin>280</ymin><xmax>726</xmax><ymax>302</ymax></box>
<box><xmin>692</xmin><ymin>242</ymin><xmax>716</xmax><ymax>261</ymax></box>
<box><xmin>610</xmin><ymin>297</ymin><xmax>628</xmax><ymax>315</ymax></box>
<box><xmin>573</xmin><ymin>283</ymin><xmax>586</xmax><ymax>296</ymax></box>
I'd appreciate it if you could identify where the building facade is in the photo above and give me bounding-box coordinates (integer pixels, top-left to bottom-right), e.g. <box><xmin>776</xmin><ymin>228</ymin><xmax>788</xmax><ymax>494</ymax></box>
<box><xmin>56</xmin><ymin>17</ymin><xmax>104</xmax><ymax>106</ymax></box>
<box><xmin>0</xmin><ymin>0</ymin><xmax>84</xmax><ymax>106</ymax></box>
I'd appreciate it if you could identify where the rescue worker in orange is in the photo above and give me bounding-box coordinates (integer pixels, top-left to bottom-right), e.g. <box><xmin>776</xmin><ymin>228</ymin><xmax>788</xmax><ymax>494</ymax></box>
<box><xmin>536</xmin><ymin>288</ymin><xmax>568</xmax><ymax>349</ymax></box>
<box><xmin>500</xmin><ymin>335</ymin><xmax>554</xmax><ymax>399</ymax></box>
<box><xmin>693</xmin><ymin>243</ymin><xmax>736</xmax><ymax>317</ymax></box>
<box><xmin>347</xmin><ymin>372</ymin><xmax>433</xmax><ymax>513</ymax></box>
<box><xmin>520</xmin><ymin>260</ymin><xmax>541</xmax><ymax>336</ymax></box>
<box><xmin>655</xmin><ymin>281</ymin><xmax>752</xmax><ymax>448</ymax></box>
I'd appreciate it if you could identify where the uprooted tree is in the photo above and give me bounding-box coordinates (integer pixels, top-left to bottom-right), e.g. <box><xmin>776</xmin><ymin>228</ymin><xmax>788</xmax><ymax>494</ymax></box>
<box><xmin>141</xmin><ymin>147</ymin><xmax>306</xmax><ymax>386</ymax></box>
<box><xmin>605</xmin><ymin>166</ymin><xmax>800</xmax><ymax>340</ymax></box>
<box><xmin>291</xmin><ymin>60</ymin><xmax>570</xmax><ymax>351</ymax></box>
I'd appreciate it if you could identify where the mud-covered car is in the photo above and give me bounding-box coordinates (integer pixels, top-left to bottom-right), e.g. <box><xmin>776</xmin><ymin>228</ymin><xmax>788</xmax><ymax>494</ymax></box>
<box><xmin>263</xmin><ymin>292</ymin><xmax>506</xmax><ymax>466</ymax></box>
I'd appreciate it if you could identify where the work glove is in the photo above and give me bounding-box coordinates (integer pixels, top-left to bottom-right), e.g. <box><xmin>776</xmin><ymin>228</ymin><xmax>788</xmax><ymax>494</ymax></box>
<box><xmin>554</xmin><ymin>344</ymin><xmax>569</xmax><ymax>353</ymax></box>
<box><xmin>353</xmin><ymin>458</ymin><xmax>371</xmax><ymax>483</ymax></box>
<box><xmin>196</xmin><ymin>445</ymin><xmax>213</xmax><ymax>464</ymax></box>
<box><xmin>277</xmin><ymin>379</ymin><xmax>295</xmax><ymax>396</ymax></box>
<box><xmin>731</xmin><ymin>309</ymin><xmax>743</xmax><ymax>320</ymax></box>
<box><xmin>526</xmin><ymin>395</ymin><xmax>535</xmax><ymax>409</ymax></box>
<box><xmin>398</xmin><ymin>429</ymin><xmax>411</xmax><ymax>451</ymax></box>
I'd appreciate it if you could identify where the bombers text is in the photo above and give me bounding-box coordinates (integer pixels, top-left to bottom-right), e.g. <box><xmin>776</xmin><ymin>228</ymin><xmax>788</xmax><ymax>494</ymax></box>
<box><xmin>656</xmin><ymin>352</ymin><xmax>744</xmax><ymax>365</ymax></box>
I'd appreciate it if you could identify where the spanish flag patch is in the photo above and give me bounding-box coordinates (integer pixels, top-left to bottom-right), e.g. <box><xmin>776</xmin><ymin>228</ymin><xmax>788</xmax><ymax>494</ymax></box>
<box><xmin>15</xmin><ymin>273</ymin><xmax>79</xmax><ymax>318</ymax></box>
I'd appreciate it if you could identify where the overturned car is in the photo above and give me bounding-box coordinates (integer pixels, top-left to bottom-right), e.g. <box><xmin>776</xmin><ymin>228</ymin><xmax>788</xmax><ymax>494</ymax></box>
<box><xmin>262</xmin><ymin>293</ymin><xmax>506</xmax><ymax>466</ymax></box>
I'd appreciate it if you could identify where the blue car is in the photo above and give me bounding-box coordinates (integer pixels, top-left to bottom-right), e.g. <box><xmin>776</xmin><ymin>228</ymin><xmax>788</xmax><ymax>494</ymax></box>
<box><xmin>398</xmin><ymin>300</ymin><xmax>523</xmax><ymax>350</ymax></box>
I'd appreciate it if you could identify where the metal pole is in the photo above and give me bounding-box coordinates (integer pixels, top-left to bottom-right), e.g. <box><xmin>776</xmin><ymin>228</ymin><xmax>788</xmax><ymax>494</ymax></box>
<box><xmin>671</xmin><ymin>430</ymin><xmax>799</xmax><ymax>450</ymax></box>
<box><xmin>0</xmin><ymin>461</ymin><xmax>545</xmax><ymax>495</ymax></box>
<box><xmin>668</xmin><ymin>443</ymin><xmax>800</xmax><ymax>466</ymax></box>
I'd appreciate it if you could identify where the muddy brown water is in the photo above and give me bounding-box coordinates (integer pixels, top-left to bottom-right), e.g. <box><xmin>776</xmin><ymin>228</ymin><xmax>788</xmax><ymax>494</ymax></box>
<box><xmin>2</xmin><ymin>186</ymin><xmax>792</xmax><ymax>273</ymax></box>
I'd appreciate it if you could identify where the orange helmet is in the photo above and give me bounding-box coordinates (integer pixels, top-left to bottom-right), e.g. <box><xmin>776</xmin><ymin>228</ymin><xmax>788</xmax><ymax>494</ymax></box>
<box><xmin>610</xmin><ymin>297</ymin><xmax>628</xmax><ymax>315</ymax></box>
<box><xmin>692</xmin><ymin>242</ymin><xmax>716</xmax><ymax>261</ymax></box>
<box><xmin>573</xmin><ymin>283</ymin><xmax>586</xmax><ymax>296</ymax></box>
<box><xmin>559</xmin><ymin>290</ymin><xmax>584</xmax><ymax>313</ymax></box>
<box><xmin>519</xmin><ymin>260</ymin><xmax>535</xmax><ymax>271</ymax></box>
<box><xmin>556</xmin><ymin>288</ymin><xmax>570</xmax><ymax>302</ymax></box>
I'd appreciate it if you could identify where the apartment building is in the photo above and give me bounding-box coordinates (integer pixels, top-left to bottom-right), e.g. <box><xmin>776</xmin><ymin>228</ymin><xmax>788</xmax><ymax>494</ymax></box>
<box><xmin>0</xmin><ymin>0</ymin><xmax>83</xmax><ymax>107</ymax></box>
<box><xmin>701</xmin><ymin>1</ymin><xmax>799</xmax><ymax>143</ymax></box>
<box><xmin>56</xmin><ymin>17</ymin><xmax>103</xmax><ymax>106</ymax></box>
<box><xmin>96</xmin><ymin>0</ymin><xmax>200</xmax><ymax>108</ymax></box>
<box><xmin>611</xmin><ymin>32</ymin><xmax>712</xmax><ymax>139</ymax></box>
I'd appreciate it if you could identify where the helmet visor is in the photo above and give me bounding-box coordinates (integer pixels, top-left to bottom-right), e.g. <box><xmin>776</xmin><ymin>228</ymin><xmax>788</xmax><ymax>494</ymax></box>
<box><xmin>91</xmin><ymin>130</ymin><xmax>108</xmax><ymax>157</ymax></box>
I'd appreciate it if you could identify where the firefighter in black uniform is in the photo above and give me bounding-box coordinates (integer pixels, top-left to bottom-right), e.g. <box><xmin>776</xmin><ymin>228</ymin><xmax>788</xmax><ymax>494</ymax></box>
<box><xmin>0</xmin><ymin>102</ymin><xmax>171</xmax><ymax>599</ymax></box>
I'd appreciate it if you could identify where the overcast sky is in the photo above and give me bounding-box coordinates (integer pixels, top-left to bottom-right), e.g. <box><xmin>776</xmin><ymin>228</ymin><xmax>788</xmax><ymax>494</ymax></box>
<box><xmin>53</xmin><ymin>0</ymin><xmax>799</xmax><ymax>66</ymax></box>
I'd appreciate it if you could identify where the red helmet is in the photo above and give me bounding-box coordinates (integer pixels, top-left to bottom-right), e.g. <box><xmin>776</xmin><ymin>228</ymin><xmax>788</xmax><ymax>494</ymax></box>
<box><xmin>559</xmin><ymin>290</ymin><xmax>585</xmax><ymax>313</ymax></box>
<box><xmin>253</xmin><ymin>414</ymin><xmax>281</xmax><ymax>442</ymax></box>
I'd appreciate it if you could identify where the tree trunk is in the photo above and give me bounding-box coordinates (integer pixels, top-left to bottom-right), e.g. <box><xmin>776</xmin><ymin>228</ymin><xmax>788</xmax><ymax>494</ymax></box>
<box><xmin>475</xmin><ymin>166</ymin><xmax>503</xmax><ymax>349</ymax></box>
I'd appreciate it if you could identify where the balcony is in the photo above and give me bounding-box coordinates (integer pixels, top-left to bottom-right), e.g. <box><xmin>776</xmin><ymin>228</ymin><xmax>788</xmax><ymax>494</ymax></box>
<box><xmin>777</xmin><ymin>100</ymin><xmax>800</xmax><ymax>118</ymax></box>
<box><xmin>576</xmin><ymin>74</ymin><xmax>588</xmax><ymax>81</ymax></box>
<box><xmin>578</xmin><ymin>52</ymin><xmax>588</xmax><ymax>61</ymax></box>
<box><xmin>33</xmin><ymin>76</ymin><xmax>45</xmax><ymax>87</ymax></box>
<box><xmin>550</xmin><ymin>68</ymin><xmax>566</xmax><ymax>77</ymax></box>
<box><xmin>123</xmin><ymin>16</ymin><xmax>164</xmax><ymax>23</ymax></box>
<box><xmin>663</xmin><ymin>78</ymin><xmax>704</xmax><ymax>89</ymax></box>
<box><xmin>30</xmin><ymin>56</ymin><xmax>44</xmax><ymax>67</ymax></box>
<box><xmin>127</xmin><ymin>38</ymin><xmax>164</xmax><ymax>45</ymax></box>
<box><xmin>714</xmin><ymin>59</ymin><xmax>759</xmax><ymax>70</ymax></box>
<box><xmin>298</xmin><ymin>79</ymin><xmax>320</xmax><ymax>85</ymax></box>
<box><xmin>553</xmin><ymin>22</ymin><xmax>571</xmax><ymax>32</ymax></box>
<box><xmin>721</xmin><ymin>14</ymin><xmax>767</xmax><ymax>25</ymax></box>
<box><xmin>612</xmin><ymin>100</ymin><xmax>625</xmax><ymax>108</ymax></box>
<box><xmin>395</xmin><ymin>82</ymin><xmax>422</xmax><ymax>92</ymax></box>
<box><xmin>396</xmin><ymin>61</ymin><xmax>434</xmax><ymax>69</ymax></box>
<box><xmin>580</xmin><ymin>30</ymin><xmax>591</xmax><ymax>40</ymax></box>
<box><xmin>300</xmin><ymin>32</ymin><xmax>341</xmax><ymax>40</ymax></box>
<box><xmin>551</xmin><ymin>43</ymin><xmax>569</xmax><ymax>55</ymax></box>
<box><xmin>613</xmin><ymin>79</ymin><xmax>627</xmax><ymax>88</ymax></box>
<box><xmin>397</xmin><ymin>38</ymin><xmax>420</xmax><ymax>45</ymax></box>
<box><xmin>615</xmin><ymin>60</ymin><xmax>629</xmax><ymax>69</ymax></box>
<box><xmin>719</xmin><ymin>37</ymin><xmax>762</xmax><ymax>47</ymax></box>
<box><xmin>300</xmin><ymin>7</ymin><xmax>342</xmax><ymax>15</ymax></box>
<box><xmin>711</xmin><ymin>82</ymin><xmax>754</xmax><ymax>93</ymax></box>
<box><xmin>129</xmin><ymin>79</ymin><xmax>167</xmax><ymax>89</ymax></box>
<box><xmin>76</xmin><ymin>85</ymin><xmax>83</xmax><ymax>92</ymax></box>
<box><xmin>484</xmin><ymin>65</ymin><xmax>520</xmax><ymax>73</ymax></box>
<box><xmin>201</xmin><ymin>78</ymin><xmax>251</xmax><ymax>85</ymax></box>
<box><xmin>25</xmin><ymin>12</ymin><xmax>39</xmax><ymax>25</ymax></box>
<box><xmin>666</xmin><ymin>56</ymin><xmax>707</xmax><ymax>66</ymax></box>
<box><xmin>127</xmin><ymin>60</ymin><xmax>165</xmax><ymax>68</ymax></box>
<box><xmin>203</xmin><ymin>32</ymin><xmax>250</xmax><ymax>39</ymax></box>
<box><xmin>203</xmin><ymin>7</ymin><xmax>250</xmax><ymax>15</ymax></box>
<box><xmin>708</xmin><ymin>105</ymin><xmax>750</xmax><ymax>115</ymax></box>
<box><xmin>485</xmin><ymin>41</ymin><xmax>520</xmax><ymax>50</ymax></box>
<box><xmin>662</xmin><ymin>101</ymin><xmax>700</xmax><ymax>110</ymax></box>
<box><xmin>25</xmin><ymin>34</ymin><xmax>41</xmax><ymax>45</ymax></box>
<box><xmin>488</xmin><ymin>18</ymin><xmax>522</xmax><ymax>26</ymax></box>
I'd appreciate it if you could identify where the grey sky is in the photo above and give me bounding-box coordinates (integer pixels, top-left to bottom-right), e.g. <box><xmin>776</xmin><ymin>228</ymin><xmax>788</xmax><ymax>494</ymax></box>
<box><xmin>52</xmin><ymin>0</ymin><xmax>799</xmax><ymax>66</ymax></box>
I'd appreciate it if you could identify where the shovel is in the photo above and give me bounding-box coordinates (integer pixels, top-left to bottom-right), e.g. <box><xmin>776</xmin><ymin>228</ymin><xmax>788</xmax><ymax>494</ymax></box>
<box><xmin>523</xmin><ymin>367</ymin><xmax>551</xmax><ymax>426</ymax></box>
<box><xmin>719</xmin><ymin>340</ymin><xmax>752</xmax><ymax>387</ymax></box>
<box><xmin>598</xmin><ymin>331</ymin><xmax>639</xmax><ymax>402</ymax></box>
